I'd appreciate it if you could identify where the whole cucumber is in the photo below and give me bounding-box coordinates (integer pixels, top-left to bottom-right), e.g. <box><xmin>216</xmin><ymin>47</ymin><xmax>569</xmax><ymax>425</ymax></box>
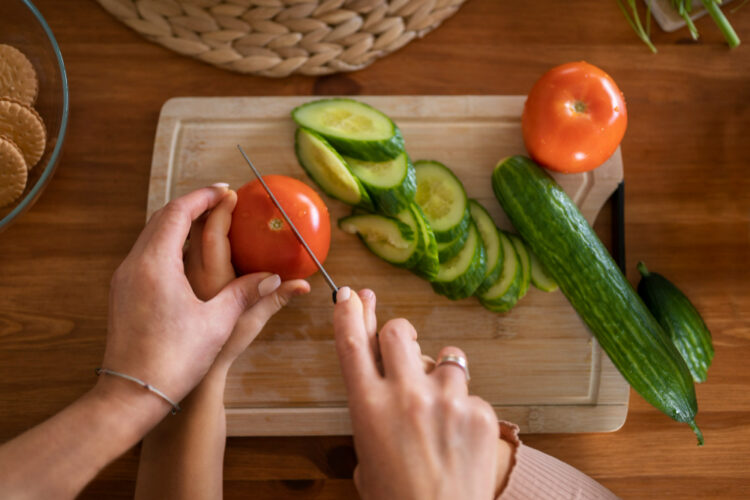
<box><xmin>492</xmin><ymin>155</ymin><xmax>702</xmax><ymax>444</ymax></box>
<box><xmin>637</xmin><ymin>262</ymin><xmax>714</xmax><ymax>383</ymax></box>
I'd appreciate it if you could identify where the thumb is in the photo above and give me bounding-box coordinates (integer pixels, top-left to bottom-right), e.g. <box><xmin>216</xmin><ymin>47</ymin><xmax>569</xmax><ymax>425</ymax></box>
<box><xmin>208</xmin><ymin>272</ymin><xmax>277</xmax><ymax>328</ymax></box>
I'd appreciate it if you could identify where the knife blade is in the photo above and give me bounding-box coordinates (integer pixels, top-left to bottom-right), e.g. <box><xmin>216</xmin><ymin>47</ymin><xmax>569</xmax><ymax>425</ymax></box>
<box><xmin>237</xmin><ymin>145</ymin><xmax>340</xmax><ymax>303</ymax></box>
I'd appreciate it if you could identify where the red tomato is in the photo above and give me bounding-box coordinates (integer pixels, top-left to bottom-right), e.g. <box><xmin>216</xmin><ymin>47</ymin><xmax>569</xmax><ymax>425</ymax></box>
<box><xmin>229</xmin><ymin>175</ymin><xmax>331</xmax><ymax>280</ymax></box>
<box><xmin>522</xmin><ymin>61</ymin><xmax>628</xmax><ymax>173</ymax></box>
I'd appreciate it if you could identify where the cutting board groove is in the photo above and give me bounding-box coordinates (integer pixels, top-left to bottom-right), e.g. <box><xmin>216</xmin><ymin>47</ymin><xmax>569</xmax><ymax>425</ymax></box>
<box><xmin>149</xmin><ymin>96</ymin><xmax>629</xmax><ymax>436</ymax></box>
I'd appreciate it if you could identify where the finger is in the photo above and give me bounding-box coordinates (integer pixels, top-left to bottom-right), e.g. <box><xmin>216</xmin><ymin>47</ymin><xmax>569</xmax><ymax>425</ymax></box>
<box><xmin>422</xmin><ymin>354</ymin><xmax>436</xmax><ymax>373</ymax></box>
<box><xmin>333</xmin><ymin>287</ymin><xmax>381</xmax><ymax>397</ymax></box>
<box><xmin>207</xmin><ymin>272</ymin><xmax>276</xmax><ymax>333</ymax></box>
<box><xmin>229</xmin><ymin>279</ymin><xmax>311</xmax><ymax>351</ymax></box>
<box><xmin>184</xmin><ymin>215</ymin><xmax>206</xmax><ymax>283</ymax></box>
<box><xmin>358</xmin><ymin>289</ymin><xmax>378</xmax><ymax>361</ymax></box>
<box><xmin>378</xmin><ymin>318</ymin><xmax>424</xmax><ymax>382</ymax></box>
<box><xmin>202</xmin><ymin>190</ymin><xmax>237</xmax><ymax>277</ymax></box>
<box><xmin>134</xmin><ymin>185</ymin><xmax>230</xmax><ymax>258</ymax></box>
<box><xmin>432</xmin><ymin>346</ymin><xmax>470</xmax><ymax>396</ymax></box>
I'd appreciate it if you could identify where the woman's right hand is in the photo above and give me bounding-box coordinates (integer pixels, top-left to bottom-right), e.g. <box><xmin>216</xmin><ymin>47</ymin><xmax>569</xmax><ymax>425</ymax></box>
<box><xmin>333</xmin><ymin>287</ymin><xmax>507</xmax><ymax>500</ymax></box>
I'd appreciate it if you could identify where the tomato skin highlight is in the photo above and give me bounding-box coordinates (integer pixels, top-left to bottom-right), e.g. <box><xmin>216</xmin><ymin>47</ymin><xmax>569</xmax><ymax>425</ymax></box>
<box><xmin>522</xmin><ymin>61</ymin><xmax>628</xmax><ymax>174</ymax></box>
<box><xmin>229</xmin><ymin>175</ymin><xmax>331</xmax><ymax>280</ymax></box>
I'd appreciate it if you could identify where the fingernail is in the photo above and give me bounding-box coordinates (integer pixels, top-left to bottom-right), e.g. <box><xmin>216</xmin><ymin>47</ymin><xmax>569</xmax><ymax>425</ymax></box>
<box><xmin>211</xmin><ymin>182</ymin><xmax>230</xmax><ymax>189</ymax></box>
<box><xmin>258</xmin><ymin>274</ymin><xmax>281</xmax><ymax>297</ymax></box>
<box><xmin>336</xmin><ymin>286</ymin><xmax>351</xmax><ymax>303</ymax></box>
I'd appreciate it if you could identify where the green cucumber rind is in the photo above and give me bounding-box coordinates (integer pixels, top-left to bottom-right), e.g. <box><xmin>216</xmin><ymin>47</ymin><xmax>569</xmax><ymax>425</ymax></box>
<box><xmin>492</xmin><ymin>155</ymin><xmax>700</xmax><ymax>442</ymax></box>
<box><xmin>346</xmin><ymin>152</ymin><xmax>416</xmax><ymax>216</ymax></box>
<box><xmin>478</xmin><ymin>230</ymin><xmax>522</xmax><ymax>312</ymax></box>
<box><xmin>437</xmin><ymin>227</ymin><xmax>469</xmax><ymax>263</ymax></box>
<box><xmin>431</xmin><ymin>222</ymin><xmax>487</xmax><ymax>300</ymax></box>
<box><xmin>433</xmin><ymin>208</ymin><xmax>471</xmax><ymax>244</ymax></box>
<box><xmin>637</xmin><ymin>263</ymin><xmax>714</xmax><ymax>383</ymax></box>
<box><xmin>508</xmin><ymin>234</ymin><xmax>531</xmax><ymax>300</ymax></box>
<box><xmin>294</xmin><ymin>128</ymin><xmax>374</xmax><ymax>211</ymax></box>
<box><xmin>414</xmin><ymin>160</ymin><xmax>470</xmax><ymax>242</ymax></box>
<box><xmin>469</xmin><ymin>199</ymin><xmax>504</xmax><ymax>296</ymax></box>
<box><xmin>292</xmin><ymin>99</ymin><xmax>404</xmax><ymax>162</ymax></box>
<box><xmin>338</xmin><ymin>213</ymin><xmax>421</xmax><ymax>269</ymax></box>
<box><xmin>529</xmin><ymin>247</ymin><xmax>559</xmax><ymax>292</ymax></box>
<box><xmin>410</xmin><ymin>203</ymin><xmax>440</xmax><ymax>280</ymax></box>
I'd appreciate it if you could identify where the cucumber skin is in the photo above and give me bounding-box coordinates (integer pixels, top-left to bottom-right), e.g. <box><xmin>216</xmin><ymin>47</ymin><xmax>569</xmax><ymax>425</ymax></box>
<box><xmin>478</xmin><ymin>232</ymin><xmax>523</xmax><ymax>313</ymax></box>
<box><xmin>468</xmin><ymin>200</ymin><xmax>504</xmax><ymax>296</ymax></box>
<box><xmin>529</xmin><ymin>247</ymin><xmax>559</xmax><ymax>292</ymax></box>
<box><xmin>353</xmin><ymin>154</ymin><xmax>416</xmax><ymax>217</ymax></box>
<box><xmin>431</xmin><ymin>223</ymin><xmax>487</xmax><ymax>300</ymax></box>
<box><xmin>338</xmin><ymin>214</ymin><xmax>421</xmax><ymax>270</ymax></box>
<box><xmin>410</xmin><ymin>204</ymin><xmax>440</xmax><ymax>281</ymax></box>
<box><xmin>493</xmin><ymin>156</ymin><xmax>701</xmax><ymax>441</ymax></box>
<box><xmin>433</xmin><ymin>209</ymin><xmax>471</xmax><ymax>244</ymax></box>
<box><xmin>294</xmin><ymin>128</ymin><xmax>374</xmax><ymax>211</ymax></box>
<box><xmin>437</xmin><ymin>228</ymin><xmax>469</xmax><ymax>262</ymax></box>
<box><xmin>414</xmin><ymin>160</ymin><xmax>471</xmax><ymax>243</ymax></box>
<box><xmin>637</xmin><ymin>263</ymin><xmax>714</xmax><ymax>383</ymax></box>
<box><xmin>508</xmin><ymin>235</ymin><xmax>531</xmax><ymax>300</ymax></box>
<box><xmin>292</xmin><ymin>99</ymin><xmax>405</xmax><ymax>162</ymax></box>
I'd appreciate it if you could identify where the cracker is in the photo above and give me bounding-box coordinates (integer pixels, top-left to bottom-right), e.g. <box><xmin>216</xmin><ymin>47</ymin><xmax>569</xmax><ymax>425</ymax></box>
<box><xmin>0</xmin><ymin>44</ymin><xmax>38</xmax><ymax>106</ymax></box>
<box><xmin>0</xmin><ymin>135</ymin><xmax>28</xmax><ymax>207</ymax></box>
<box><xmin>0</xmin><ymin>97</ymin><xmax>46</xmax><ymax>170</ymax></box>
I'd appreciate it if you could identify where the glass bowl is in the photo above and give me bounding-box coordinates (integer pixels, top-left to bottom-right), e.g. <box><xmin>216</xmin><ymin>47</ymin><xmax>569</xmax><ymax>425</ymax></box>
<box><xmin>0</xmin><ymin>0</ymin><xmax>68</xmax><ymax>232</ymax></box>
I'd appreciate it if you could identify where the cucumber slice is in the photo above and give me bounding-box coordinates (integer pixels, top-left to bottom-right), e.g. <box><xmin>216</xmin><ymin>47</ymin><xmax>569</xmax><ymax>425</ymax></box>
<box><xmin>529</xmin><ymin>248</ymin><xmax>559</xmax><ymax>292</ymax></box>
<box><xmin>508</xmin><ymin>234</ymin><xmax>531</xmax><ymax>300</ymax></box>
<box><xmin>414</xmin><ymin>160</ymin><xmax>471</xmax><ymax>243</ymax></box>
<box><xmin>345</xmin><ymin>152</ymin><xmax>416</xmax><ymax>216</ymax></box>
<box><xmin>339</xmin><ymin>214</ymin><xmax>420</xmax><ymax>269</ymax></box>
<box><xmin>292</xmin><ymin>99</ymin><xmax>404</xmax><ymax>161</ymax></box>
<box><xmin>469</xmin><ymin>200</ymin><xmax>504</xmax><ymax>295</ymax></box>
<box><xmin>431</xmin><ymin>222</ymin><xmax>486</xmax><ymax>300</ymax></box>
<box><xmin>410</xmin><ymin>203</ymin><xmax>440</xmax><ymax>280</ymax></box>
<box><xmin>295</xmin><ymin>128</ymin><xmax>373</xmax><ymax>210</ymax></box>
<box><xmin>436</xmin><ymin>227</ymin><xmax>469</xmax><ymax>263</ymax></box>
<box><xmin>478</xmin><ymin>231</ymin><xmax>522</xmax><ymax>312</ymax></box>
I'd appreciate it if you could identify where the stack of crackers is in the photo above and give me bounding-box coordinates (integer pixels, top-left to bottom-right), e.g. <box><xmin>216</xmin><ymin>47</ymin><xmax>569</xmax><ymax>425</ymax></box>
<box><xmin>0</xmin><ymin>44</ymin><xmax>47</xmax><ymax>208</ymax></box>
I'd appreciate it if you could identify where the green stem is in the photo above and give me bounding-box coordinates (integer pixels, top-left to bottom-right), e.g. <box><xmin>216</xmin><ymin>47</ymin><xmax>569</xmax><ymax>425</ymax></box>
<box><xmin>637</xmin><ymin>261</ymin><xmax>651</xmax><ymax>277</ymax></box>
<box><xmin>702</xmin><ymin>0</ymin><xmax>741</xmax><ymax>48</ymax></box>
<box><xmin>616</xmin><ymin>0</ymin><xmax>658</xmax><ymax>53</ymax></box>
<box><xmin>689</xmin><ymin>421</ymin><xmax>705</xmax><ymax>446</ymax></box>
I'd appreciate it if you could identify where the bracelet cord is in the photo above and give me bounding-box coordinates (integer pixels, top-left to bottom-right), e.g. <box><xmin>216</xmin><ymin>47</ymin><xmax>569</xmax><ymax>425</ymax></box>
<box><xmin>95</xmin><ymin>368</ymin><xmax>181</xmax><ymax>415</ymax></box>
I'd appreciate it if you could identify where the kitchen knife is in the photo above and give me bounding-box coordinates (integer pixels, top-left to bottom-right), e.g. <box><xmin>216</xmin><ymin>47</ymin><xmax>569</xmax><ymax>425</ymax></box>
<box><xmin>237</xmin><ymin>145</ymin><xmax>340</xmax><ymax>303</ymax></box>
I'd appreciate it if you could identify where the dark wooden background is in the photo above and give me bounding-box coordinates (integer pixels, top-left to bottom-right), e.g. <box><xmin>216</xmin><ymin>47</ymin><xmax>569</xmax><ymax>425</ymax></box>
<box><xmin>1</xmin><ymin>0</ymin><xmax>749</xmax><ymax>498</ymax></box>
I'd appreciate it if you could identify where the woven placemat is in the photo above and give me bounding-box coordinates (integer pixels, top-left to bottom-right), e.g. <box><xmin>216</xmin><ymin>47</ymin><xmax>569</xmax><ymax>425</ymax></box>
<box><xmin>96</xmin><ymin>0</ymin><xmax>467</xmax><ymax>77</ymax></box>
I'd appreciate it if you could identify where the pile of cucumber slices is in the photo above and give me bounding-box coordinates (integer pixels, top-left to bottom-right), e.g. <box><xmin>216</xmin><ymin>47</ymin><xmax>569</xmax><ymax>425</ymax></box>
<box><xmin>292</xmin><ymin>98</ymin><xmax>558</xmax><ymax>312</ymax></box>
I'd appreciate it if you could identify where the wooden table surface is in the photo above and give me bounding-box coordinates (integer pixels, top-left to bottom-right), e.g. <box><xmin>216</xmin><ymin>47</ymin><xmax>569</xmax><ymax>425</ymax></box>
<box><xmin>1</xmin><ymin>1</ymin><xmax>748</xmax><ymax>498</ymax></box>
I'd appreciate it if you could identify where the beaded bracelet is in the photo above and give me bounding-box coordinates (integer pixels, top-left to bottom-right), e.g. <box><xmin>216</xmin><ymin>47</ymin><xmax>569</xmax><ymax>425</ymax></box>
<box><xmin>95</xmin><ymin>368</ymin><xmax>182</xmax><ymax>415</ymax></box>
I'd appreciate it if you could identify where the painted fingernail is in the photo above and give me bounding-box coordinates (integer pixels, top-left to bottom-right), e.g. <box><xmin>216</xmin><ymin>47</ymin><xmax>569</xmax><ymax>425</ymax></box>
<box><xmin>211</xmin><ymin>182</ymin><xmax>230</xmax><ymax>189</ymax></box>
<box><xmin>337</xmin><ymin>286</ymin><xmax>351</xmax><ymax>303</ymax></box>
<box><xmin>258</xmin><ymin>274</ymin><xmax>281</xmax><ymax>297</ymax></box>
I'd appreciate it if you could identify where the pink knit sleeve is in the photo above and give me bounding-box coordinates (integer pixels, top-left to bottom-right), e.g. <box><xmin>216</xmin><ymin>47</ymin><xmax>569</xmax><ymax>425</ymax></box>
<box><xmin>497</xmin><ymin>422</ymin><xmax>619</xmax><ymax>500</ymax></box>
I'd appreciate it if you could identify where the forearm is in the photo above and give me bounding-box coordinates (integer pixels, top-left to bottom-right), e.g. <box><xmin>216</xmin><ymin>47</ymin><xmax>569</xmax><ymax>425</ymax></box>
<box><xmin>135</xmin><ymin>362</ymin><xmax>230</xmax><ymax>500</ymax></box>
<box><xmin>0</xmin><ymin>377</ymin><xmax>168</xmax><ymax>499</ymax></box>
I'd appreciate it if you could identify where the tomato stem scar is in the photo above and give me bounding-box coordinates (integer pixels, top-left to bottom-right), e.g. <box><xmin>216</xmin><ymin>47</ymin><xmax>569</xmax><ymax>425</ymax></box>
<box><xmin>269</xmin><ymin>217</ymin><xmax>284</xmax><ymax>230</ymax></box>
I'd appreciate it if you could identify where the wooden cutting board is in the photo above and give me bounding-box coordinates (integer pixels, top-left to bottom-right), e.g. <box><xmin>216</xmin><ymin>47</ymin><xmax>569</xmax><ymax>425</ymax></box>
<box><xmin>148</xmin><ymin>96</ymin><xmax>629</xmax><ymax>436</ymax></box>
<box><xmin>647</xmin><ymin>0</ymin><xmax>736</xmax><ymax>32</ymax></box>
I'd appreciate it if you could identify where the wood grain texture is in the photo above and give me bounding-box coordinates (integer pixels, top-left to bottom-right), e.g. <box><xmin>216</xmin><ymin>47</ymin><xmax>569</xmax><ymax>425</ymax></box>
<box><xmin>1</xmin><ymin>0</ymin><xmax>749</xmax><ymax>498</ymax></box>
<box><xmin>149</xmin><ymin>95</ymin><xmax>626</xmax><ymax>435</ymax></box>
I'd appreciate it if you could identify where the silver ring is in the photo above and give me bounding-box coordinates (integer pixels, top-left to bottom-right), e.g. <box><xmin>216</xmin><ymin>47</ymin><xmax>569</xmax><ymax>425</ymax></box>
<box><xmin>435</xmin><ymin>354</ymin><xmax>470</xmax><ymax>381</ymax></box>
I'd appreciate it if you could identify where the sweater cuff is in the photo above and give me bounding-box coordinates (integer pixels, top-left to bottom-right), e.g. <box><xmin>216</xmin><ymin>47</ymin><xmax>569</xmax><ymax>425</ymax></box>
<box><xmin>497</xmin><ymin>422</ymin><xmax>619</xmax><ymax>500</ymax></box>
